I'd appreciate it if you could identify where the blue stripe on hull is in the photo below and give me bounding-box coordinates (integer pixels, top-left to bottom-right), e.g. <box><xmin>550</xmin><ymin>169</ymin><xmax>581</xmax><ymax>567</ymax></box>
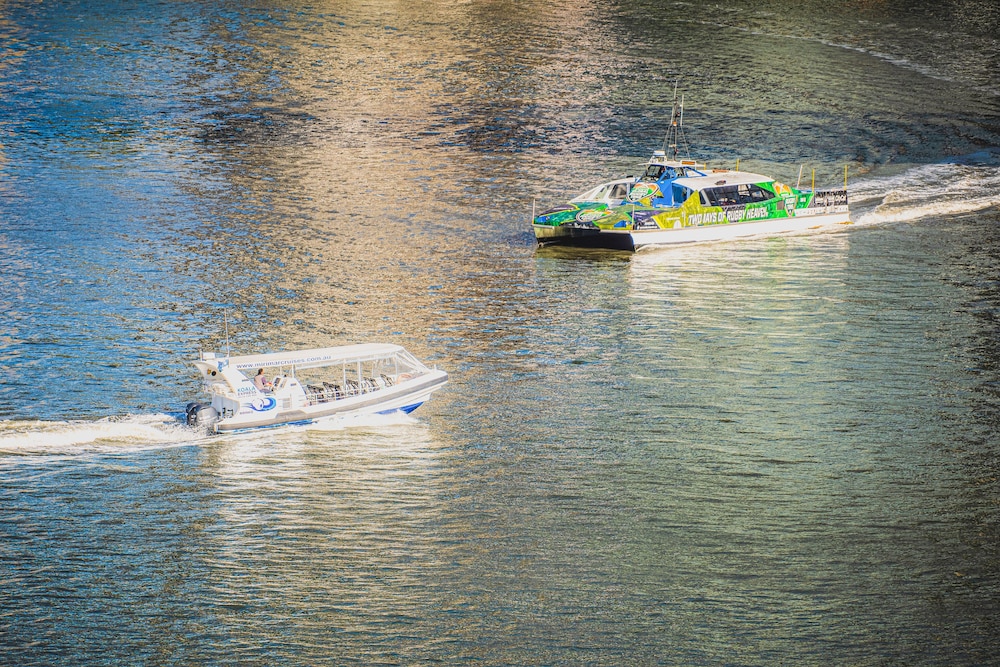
<box><xmin>379</xmin><ymin>401</ymin><xmax>423</xmax><ymax>415</ymax></box>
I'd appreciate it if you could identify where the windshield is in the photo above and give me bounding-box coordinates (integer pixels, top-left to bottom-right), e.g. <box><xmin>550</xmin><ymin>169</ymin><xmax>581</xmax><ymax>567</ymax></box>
<box><xmin>642</xmin><ymin>164</ymin><xmax>665</xmax><ymax>180</ymax></box>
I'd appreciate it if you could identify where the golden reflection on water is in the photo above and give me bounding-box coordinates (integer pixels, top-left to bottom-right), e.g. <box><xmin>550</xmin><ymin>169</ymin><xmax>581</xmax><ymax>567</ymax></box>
<box><xmin>165</xmin><ymin>0</ymin><xmax>634</xmax><ymax>358</ymax></box>
<box><xmin>159</xmin><ymin>0</ymin><xmax>912</xmax><ymax>367</ymax></box>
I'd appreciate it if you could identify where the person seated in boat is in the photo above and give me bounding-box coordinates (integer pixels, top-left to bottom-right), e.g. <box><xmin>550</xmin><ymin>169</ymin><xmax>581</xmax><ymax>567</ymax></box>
<box><xmin>254</xmin><ymin>368</ymin><xmax>273</xmax><ymax>392</ymax></box>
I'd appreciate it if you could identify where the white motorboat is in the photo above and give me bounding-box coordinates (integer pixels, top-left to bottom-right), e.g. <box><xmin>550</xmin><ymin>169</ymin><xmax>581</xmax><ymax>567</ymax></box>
<box><xmin>185</xmin><ymin>343</ymin><xmax>448</xmax><ymax>434</ymax></box>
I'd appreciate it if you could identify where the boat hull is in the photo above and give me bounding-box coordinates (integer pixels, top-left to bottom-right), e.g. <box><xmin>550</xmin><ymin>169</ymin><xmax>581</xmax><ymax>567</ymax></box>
<box><xmin>533</xmin><ymin>222</ymin><xmax>636</xmax><ymax>251</ymax></box>
<box><xmin>535</xmin><ymin>208</ymin><xmax>851</xmax><ymax>252</ymax></box>
<box><xmin>190</xmin><ymin>343</ymin><xmax>448</xmax><ymax>435</ymax></box>
<box><xmin>212</xmin><ymin>370</ymin><xmax>448</xmax><ymax>434</ymax></box>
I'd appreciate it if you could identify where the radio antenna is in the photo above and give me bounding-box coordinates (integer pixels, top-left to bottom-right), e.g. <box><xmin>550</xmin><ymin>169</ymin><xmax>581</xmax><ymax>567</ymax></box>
<box><xmin>224</xmin><ymin>310</ymin><xmax>231</xmax><ymax>361</ymax></box>
<box><xmin>661</xmin><ymin>80</ymin><xmax>688</xmax><ymax>159</ymax></box>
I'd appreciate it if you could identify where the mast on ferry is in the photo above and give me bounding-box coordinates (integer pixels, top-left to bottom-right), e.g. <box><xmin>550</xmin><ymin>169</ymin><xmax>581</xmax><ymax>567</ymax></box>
<box><xmin>661</xmin><ymin>81</ymin><xmax>687</xmax><ymax>160</ymax></box>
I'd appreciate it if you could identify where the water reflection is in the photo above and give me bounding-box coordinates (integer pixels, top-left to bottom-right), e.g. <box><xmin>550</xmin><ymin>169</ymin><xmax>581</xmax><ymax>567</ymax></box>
<box><xmin>623</xmin><ymin>224</ymin><xmax>1000</xmax><ymax>657</ymax></box>
<box><xmin>2</xmin><ymin>0</ymin><xmax>1000</xmax><ymax>663</ymax></box>
<box><xmin>190</xmin><ymin>419</ymin><xmax>470</xmax><ymax>662</ymax></box>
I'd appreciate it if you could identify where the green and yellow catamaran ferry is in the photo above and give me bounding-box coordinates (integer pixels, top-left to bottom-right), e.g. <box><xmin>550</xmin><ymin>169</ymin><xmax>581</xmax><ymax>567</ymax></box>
<box><xmin>532</xmin><ymin>94</ymin><xmax>851</xmax><ymax>251</ymax></box>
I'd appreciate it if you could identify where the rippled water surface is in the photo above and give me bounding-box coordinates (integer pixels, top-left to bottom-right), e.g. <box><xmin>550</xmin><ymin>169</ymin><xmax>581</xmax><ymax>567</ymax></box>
<box><xmin>2</xmin><ymin>0</ymin><xmax>1000</xmax><ymax>664</ymax></box>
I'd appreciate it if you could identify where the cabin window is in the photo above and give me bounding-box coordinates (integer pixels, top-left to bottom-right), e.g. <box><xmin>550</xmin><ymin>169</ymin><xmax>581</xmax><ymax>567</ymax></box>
<box><xmin>610</xmin><ymin>183</ymin><xmax>630</xmax><ymax>199</ymax></box>
<box><xmin>738</xmin><ymin>183</ymin><xmax>772</xmax><ymax>202</ymax></box>
<box><xmin>704</xmin><ymin>184</ymin><xmax>773</xmax><ymax>206</ymax></box>
<box><xmin>643</xmin><ymin>164</ymin><xmax>665</xmax><ymax>180</ymax></box>
<box><xmin>703</xmin><ymin>185</ymin><xmax>740</xmax><ymax>206</ymax></box>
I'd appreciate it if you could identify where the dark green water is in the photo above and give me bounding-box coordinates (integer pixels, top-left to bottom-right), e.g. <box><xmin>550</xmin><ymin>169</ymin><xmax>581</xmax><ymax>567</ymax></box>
<box><xmin>1</xmin><ymin>1</ymin><xmax>999</xmax><ymax>664</ymax></box>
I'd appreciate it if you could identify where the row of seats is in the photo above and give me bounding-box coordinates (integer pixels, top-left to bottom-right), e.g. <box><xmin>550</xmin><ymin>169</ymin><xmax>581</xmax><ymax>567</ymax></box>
<box><xmin>306</xmin><ymin>375</ymin><xmax>396</xmax><ymax>404</ymax></box>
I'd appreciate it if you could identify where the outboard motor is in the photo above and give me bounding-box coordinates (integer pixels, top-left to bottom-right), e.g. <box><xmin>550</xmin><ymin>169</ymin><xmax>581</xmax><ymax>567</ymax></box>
<box><xmin>185</xmin><ymin>402</ymin><xmax>219</xmax><ymax>428</ymax></box>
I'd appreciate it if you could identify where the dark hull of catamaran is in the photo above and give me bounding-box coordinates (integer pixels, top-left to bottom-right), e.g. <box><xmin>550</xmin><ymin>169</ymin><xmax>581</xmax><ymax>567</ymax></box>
<box><xmin>533</xmin><ymin>223</ymin><xmax>637</xmax><ymax>251</ymax></box>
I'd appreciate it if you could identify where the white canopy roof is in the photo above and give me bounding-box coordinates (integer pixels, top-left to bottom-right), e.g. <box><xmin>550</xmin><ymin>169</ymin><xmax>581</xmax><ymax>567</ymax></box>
<box><xmin>202</xmin><ymin>343</ymin><xmax>408</xmax><ymax>372</ymax></box>
<box><xmin>674</xmin><ymin>171</ymin><xmax>774</xmax><ymax>191</ymax></box>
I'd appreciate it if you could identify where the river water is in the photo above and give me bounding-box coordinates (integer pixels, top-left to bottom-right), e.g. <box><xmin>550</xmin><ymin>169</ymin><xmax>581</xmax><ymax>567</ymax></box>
<box><xmin>2</xmin><ymin>1</ymin><xmax>1000</xmax><ymax>664</ymax></box>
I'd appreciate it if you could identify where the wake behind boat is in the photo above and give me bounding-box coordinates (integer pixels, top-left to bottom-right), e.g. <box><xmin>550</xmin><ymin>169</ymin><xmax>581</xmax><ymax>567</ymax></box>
<box><xmin>532</xmin><ymin>89</ymin><xmax>850</xmax><ymax>251</ymax></box>
<box><xmin>185</xmin><ymin>343</ymin><xmax>448</xmax><ymax>434</ymax></box>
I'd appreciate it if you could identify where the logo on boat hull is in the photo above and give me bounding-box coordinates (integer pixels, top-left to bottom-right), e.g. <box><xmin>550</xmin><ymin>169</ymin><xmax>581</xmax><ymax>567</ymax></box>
<box><xmin>627</xmin><ymin>182</ymin><xmax>660</xmax><ymax>201</ymax></box>
<box><xmin>249</xmin><ymin>397</ymin><xmax>277</xmax><ymax>412</ymax></box>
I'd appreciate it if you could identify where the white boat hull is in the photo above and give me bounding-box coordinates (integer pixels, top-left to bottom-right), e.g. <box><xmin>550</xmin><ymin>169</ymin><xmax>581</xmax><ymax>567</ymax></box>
<box><xmin>631</xmin><ymin>207</ymin><xmax>851</xmax><ymax>249</ymax></box>
<box><xmin>213</xmin><ymin>370</ymin><xmax>447</xmax><ymax>434</ymax></box>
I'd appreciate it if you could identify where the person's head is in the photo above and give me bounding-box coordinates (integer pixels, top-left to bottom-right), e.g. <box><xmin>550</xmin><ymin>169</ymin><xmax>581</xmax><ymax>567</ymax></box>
<box><xmin>257</xmin><ymin>368</ymin><xmax>264</xmax><ymax>375</ymax></box>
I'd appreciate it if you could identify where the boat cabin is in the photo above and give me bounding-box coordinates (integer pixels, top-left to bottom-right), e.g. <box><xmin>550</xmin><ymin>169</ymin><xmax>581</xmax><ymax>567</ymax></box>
<box><xmin>628</xmin><ymin>151</ymin><xmax>707</xmax><ymax>206</ymax></box>
<box><xmin>671</xmin><ymin>171</ymin><xmax>782</xmax><ymax>208</ymax></box>
<box><xmin>193</xmin><ymin>344</ymin><xmax>431</xmax><ymax>418</ymax></box>
<box><xmin>187</xmin><ymin>342</ymin><xmax>448</xmax><ymax>433</ymax></box>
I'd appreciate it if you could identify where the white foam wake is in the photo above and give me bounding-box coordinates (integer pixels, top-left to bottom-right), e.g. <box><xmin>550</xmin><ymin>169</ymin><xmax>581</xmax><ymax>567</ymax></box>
<box><xmin>0</xmin><ymin>410</ymin><xmax>428</xmax><ymax>459</ymax></box>
<box><xmin>0</xmin><ymin>414</ymin><xmax>200</xmax><ymax>457</ymax></box>
<box><xmin>851</xmin><ymin>160</ymin><xmax>1000</xmax><ymax>226</ymax></box>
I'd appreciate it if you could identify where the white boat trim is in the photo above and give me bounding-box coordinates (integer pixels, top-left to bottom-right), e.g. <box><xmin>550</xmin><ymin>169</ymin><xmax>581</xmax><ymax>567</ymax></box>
<box><xmin>629</xmin><ymin>206</ymin><xmax>851</xmax><ymax>250</ymax></box>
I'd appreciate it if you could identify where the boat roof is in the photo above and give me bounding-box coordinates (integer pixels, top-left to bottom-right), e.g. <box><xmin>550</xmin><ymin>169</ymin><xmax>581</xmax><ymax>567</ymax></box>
<box><xmin>646</xmin><ymin>150</ymin><xmax>703</xmax><ymax>167</ymax></box>
<box><xmin>201</xmin><ymin>343</ymin><xmax>408</xmax><ymax>371</ymax></box>
<box><xmin>673</xmin><ymin>170</ymin><xmax>774</xmax><ymax>190</ymax></box>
